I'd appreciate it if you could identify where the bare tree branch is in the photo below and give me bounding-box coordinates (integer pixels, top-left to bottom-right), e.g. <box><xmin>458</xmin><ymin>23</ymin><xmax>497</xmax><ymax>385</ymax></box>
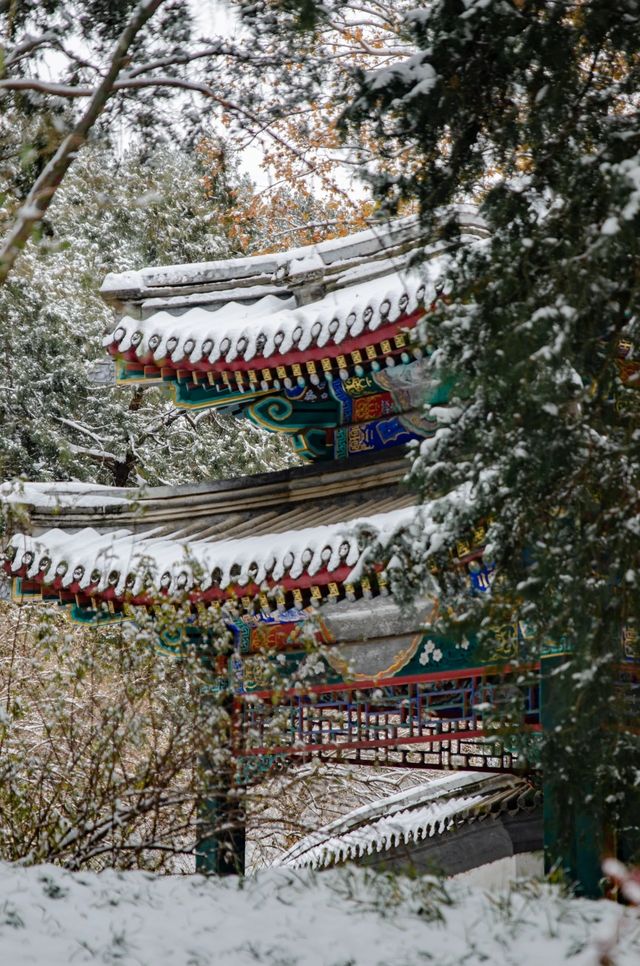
<box><xmin>0</xmin><ymin>0</ymin><xmax>165</xmax><ymax>286</ymax></box>
<box><xmin>3</xmin><ymin>31</ymin><xmax>59</xmax><ymax>69</ymax></box>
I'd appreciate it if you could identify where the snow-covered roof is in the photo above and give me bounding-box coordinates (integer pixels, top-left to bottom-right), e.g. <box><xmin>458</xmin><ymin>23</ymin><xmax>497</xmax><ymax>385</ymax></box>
<box><xmin>0</xmin><ymin>480</ymin><xmax>131</xmax><ymax>511</ymax></box>
<box><xmin>102</xmin><ymin>210</ymin><xmax>485</xmax><ymax>376</ymax></box>
<box><xmin>101</xmin><ymin>209</ymin><xmax>483</xmax><ymax>306</ymax></box>
<box><xmin>101</xmin><ymin>216</ymin><xmax>426</xmax><ymax>300</ymax></box>
<box><xmin>6</xmin><ymin>504</ymin><xmax>421</xmax><ymax>605</ymax></box>
<box><xmin>107</xmin><ymin>270</ymin><xmax>424</xmax><ymax>370</ymax></box>
<box><xmin>1</xmin><ymin>452</ymin><xmax>420</xmax><ymax>614</ymax></box>
<box><xmin>279</xmin><ymin>773</ymin><xmax>540</xmax><ymax>870</ymax></box>
<box><xmin>1</xmin><ymin>449</ymin><xmax>410</xmax><ymax>534</ymax></box>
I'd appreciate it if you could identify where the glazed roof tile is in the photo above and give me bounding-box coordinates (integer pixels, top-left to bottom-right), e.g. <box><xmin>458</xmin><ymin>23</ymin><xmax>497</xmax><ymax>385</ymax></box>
<box><xmin>106</xmin><ymin>258</ymin><xmax>438</xmax><ymax>369</ymax></box>
<box><xmin>6</xmin><ymin>505</ymin><xmax>420</xmax><ymax>600</ymax></box>
<box><xmin>101</xmin><ymin>210</ymin><xmax>482</xmax><ymax>304</ymax></box>
<box><xmin>278</xmin><ymin>773</ymin><xmax>539</xmax><ymax>870</ymax></box>
<box><xmin>2</xmin><ymin>451</ymin><xmax>421</xmax><ymax>609</ymax></box>
<box><xmin>102</xmin><ymin>209</ymin><xmax>486</xmax><ymax>372</ymax></box>
<box><xmin>2</xmin><ymin>450</ymin><xmax>410</xmax><ymax>534</ymax></box>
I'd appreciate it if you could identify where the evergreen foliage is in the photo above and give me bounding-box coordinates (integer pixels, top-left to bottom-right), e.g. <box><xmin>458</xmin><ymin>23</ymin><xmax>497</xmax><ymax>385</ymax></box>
<box><xmin>342</xmin><ymin>0</ymin><xmax>640</xmax><ymax>865</ymax></box>
<box><xmin>0</xmin><ymin>143</ymin><xmax>297</xmax><ymax>486</ymax></box>
<box><xmin>0</xmin><ymin>0</ymin><xmax>196</xmax><ymax>195</ymax></box>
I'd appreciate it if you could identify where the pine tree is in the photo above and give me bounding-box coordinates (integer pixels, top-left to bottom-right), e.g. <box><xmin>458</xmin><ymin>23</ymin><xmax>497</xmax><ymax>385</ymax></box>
<box><xmin>341</xmin><ymin>0</ymin><xmax>640</xmax><ymax>885</ymax></box>
<box><xmin>0</xmin><ymin>142</ymin><xmax>297</xmax><ymax>486</ymax></box>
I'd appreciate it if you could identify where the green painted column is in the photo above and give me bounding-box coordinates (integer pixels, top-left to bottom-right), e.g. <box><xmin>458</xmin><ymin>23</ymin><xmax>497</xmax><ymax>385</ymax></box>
<box><xmin>196</xmin><ymin>778</ymin><xmax>246</xmax><ymax>876</ymax></box>
<box><xmin>195</xmin><ymin>636</ymin><xmax>245</xmax><ymax>876</ymax></box>
<box><xmin>541</xmin><ymin>654</ymin><xmax>605</xmax><ymax>897</ymax></box>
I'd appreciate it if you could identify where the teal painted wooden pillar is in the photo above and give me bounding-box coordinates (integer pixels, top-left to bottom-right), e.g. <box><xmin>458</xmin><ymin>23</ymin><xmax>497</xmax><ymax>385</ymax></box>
<box><xmin>541</xmin><ymin>654</ymin><xmax>605</xmax><ymax>897</ymax></box>
<box><xmin>196</xmin><ymin>777</ymin><xmax>246</xmax><ymax>876</ymax></box>
<box><xmin>195</xmin><ymin>638</ymin><xmax>245</xmax><ymax>876</ymax></box>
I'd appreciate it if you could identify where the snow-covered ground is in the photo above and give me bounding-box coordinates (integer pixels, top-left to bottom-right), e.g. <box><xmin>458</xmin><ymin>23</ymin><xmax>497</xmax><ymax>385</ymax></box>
<box><xmin>0</xmin><ymin>861</ymin><xmax>638</xmax><ymax>965</ymax></box>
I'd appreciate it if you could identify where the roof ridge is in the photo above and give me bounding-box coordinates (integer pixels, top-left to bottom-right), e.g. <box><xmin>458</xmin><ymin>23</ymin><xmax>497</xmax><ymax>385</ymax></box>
<box><xmin>100</xmin><ymin>208</ymin><xmax>485</xmax><ymax>309</ymax></box>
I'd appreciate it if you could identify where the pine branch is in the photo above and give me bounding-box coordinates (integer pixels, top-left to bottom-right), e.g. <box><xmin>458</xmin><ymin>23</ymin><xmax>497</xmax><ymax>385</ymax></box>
<box><xmin>67</xmin><ymin>444</ymin><xmax>118</xmax><ymax>463</ymax></box>
<box><xmin>3</xmin><ymin>31</ymin><xmax>59</xmax><ymax>69</ymax></box>
<box><xmin>52</xmin><ymin>415</ymin><xmax>105</xmax><ymax>446</ymax></box>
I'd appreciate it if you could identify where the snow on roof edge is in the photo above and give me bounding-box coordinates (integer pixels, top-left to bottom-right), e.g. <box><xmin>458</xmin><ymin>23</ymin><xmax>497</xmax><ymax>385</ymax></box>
<box><xmin>0</xmin><ymin>480</ymin><xmax>133</xmax><ymax>510</ymax></box>
<box><xmin>277</xmin><ymin>773</ymin><xmax>529</xmax><ymax>871</ymax></box>
<box><xmin>100</xmin><ymin>207</ymin><xmax>485</xmax><ymax>300</ymax></box>
<box><xmin>100</xmin><ymin>215</ymin><xmax>421</xmax><ymax>296</ymax></box>
<box><xmin>7</xmin><ymin>504</ymin><xmax>424</xmax><ymax>599</ymax></box>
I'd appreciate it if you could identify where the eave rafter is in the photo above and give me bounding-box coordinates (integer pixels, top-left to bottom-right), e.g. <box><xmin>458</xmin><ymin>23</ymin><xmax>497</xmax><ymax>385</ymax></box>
<box><xmin>101</xmin><ymin>211</ymin><xmax>486</xmax><ymax>409</ymax></box>
<box><xmin>4</xmin><ymin>507</ymin><xmax>416</xmax><ymax>622</ymax></box>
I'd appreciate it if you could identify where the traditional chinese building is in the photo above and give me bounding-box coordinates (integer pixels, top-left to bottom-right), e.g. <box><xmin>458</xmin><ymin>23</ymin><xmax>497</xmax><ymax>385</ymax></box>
<box><xmin>4</xmin><ymin>210</ymin><xmax>630</xmax><ymax>892</ymax></box>
<box><xmin>279</xmin><ymin>772</ymin><xmax>543</xmax><ymax>883</ymax></box>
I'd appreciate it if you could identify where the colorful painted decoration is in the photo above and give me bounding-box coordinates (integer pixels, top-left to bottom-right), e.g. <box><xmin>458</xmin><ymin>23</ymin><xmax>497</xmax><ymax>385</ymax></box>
<box><xmin>113</xmin><ymin>296</ymin><xmax>452</xmax><ymax>460</ymax></box>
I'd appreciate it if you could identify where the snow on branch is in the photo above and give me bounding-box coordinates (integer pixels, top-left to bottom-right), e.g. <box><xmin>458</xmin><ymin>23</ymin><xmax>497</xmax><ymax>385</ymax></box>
<box><xmin>0</xmin><ymin>0</ymin><xmax>165</xmax><ymax>286</ymax></box>
<box><xmin>0</xmin><ymin>73</ymin><xmax>348</xmax><ymax>200</ymax></box>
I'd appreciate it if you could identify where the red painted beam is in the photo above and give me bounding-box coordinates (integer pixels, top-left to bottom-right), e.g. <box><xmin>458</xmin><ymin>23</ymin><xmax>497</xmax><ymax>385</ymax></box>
<box><xmin>108</xmin><ymin>310</ymin><xmax>425</xmax><ymax>373</ymax></box>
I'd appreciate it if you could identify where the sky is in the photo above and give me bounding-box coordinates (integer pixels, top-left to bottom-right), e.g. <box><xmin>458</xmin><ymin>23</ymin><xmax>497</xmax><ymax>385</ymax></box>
<box><xmin>38</xmin><ymin>0</ymin><xmax>361</xmax><ymax>197</ymax></box>
<box><xmin>192</xmin><ymin>0</ymin><xmax>238</xmax><ymax>35</ymax></box>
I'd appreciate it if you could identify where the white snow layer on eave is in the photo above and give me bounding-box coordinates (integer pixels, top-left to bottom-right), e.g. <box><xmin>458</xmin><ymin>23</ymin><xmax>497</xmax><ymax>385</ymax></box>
<box><xmin>106</xmin><ymin>257</ymin><xmax>450</xmax><ymax>367</ymax></box>
<box><xmin>281</xmin><ymin>793</ymin><xmax>486</xmax><ymax>870</ymax></box>
<box><xmin>278</xmin><ymin>773</ymin><xmax>483</xmax><ymax>867</ymax></box>
<box><xmin>0</xmin><ymin>480</ymin><xmax>132</xmax><ymax>509</ymax></box>
<box><xmin>139</xmin><ymin>282</ymin><xmax>288</xmax><ymax>313</ymax></box>
<box><xmin>9</xmin><ymin>505</ymin><xmax>423</xmax><ymax>599</ymax></box>
<box><xmin>329</xmin><ymin>772</ymin><xmax>485</xmax><ymax>831</ymax></box>
<box><xmin>100</xmin><ymin>215</ymin><xmax>422</xmax><ymax>295</ymax></box>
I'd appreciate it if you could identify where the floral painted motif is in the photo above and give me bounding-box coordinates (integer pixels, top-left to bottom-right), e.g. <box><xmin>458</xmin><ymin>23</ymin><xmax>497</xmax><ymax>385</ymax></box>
<box><xmin>419</xmin><ymin>639</ymin><xmax>443</xmax><ymax>665</ymax></box>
